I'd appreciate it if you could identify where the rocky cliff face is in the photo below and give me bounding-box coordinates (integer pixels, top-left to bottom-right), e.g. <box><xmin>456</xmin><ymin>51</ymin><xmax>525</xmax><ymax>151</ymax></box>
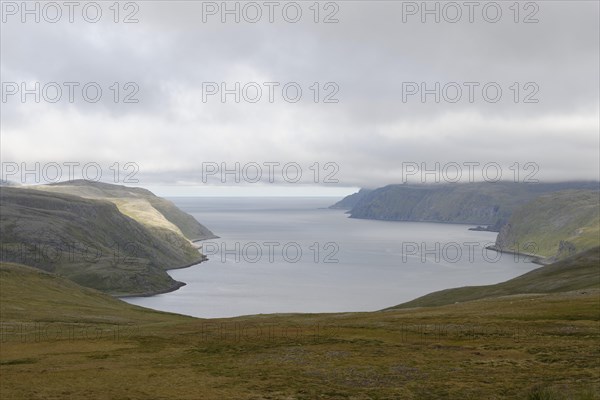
<box><xmin>345</xmin><ymin>183</ymin><xmax>515</xmax><ymax>226</ymax></box>
<box><xmin>337</xmin><ymin>182</ymin><xmax>599</xmax><ymax>230</ymax></box>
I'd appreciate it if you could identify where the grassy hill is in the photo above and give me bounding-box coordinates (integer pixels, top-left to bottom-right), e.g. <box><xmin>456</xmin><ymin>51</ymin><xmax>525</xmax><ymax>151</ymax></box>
<box><xmin>337</xmin><ymin>182</ymin><xmax>599</xmax><ymax>230</ymax></box>
<box><xmin>492</xmin><ymin>190</ymin><xmax>600</xmax><ymax>260</ymax></box>
<box><xmin>1</xmin><ymin>261</ymin><xmax>598</xmax><ymax>399</ymax></box>
<box><xmin>0</xmin><ymin>182</ymin><xmax>214</xmax><ymax>296</ymax></box>
<box><xmin>388</xmin><ymin>247</ymin><xmax>600</xmax><ymax>310</ymax></box>
<box><xmin>0</xmin><ymin>262</ymin><xmax>188</xmax><ymax>325</ymax></box>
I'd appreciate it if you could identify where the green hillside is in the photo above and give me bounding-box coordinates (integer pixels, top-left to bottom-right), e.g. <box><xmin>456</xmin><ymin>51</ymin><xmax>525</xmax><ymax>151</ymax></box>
<box><xmin>0</xmin><ymin>183</ymin><xmax>210</xmax><ymax>296</ymax></box>
<box><xmin>0</xmin><ymin>262</ymin><xmax>188</xmax><ymax>324</ymax></box>
<box><xmin>492</xmin><ymin>190</ymin><xmax>600</xmax><ymax>260</ymax></box>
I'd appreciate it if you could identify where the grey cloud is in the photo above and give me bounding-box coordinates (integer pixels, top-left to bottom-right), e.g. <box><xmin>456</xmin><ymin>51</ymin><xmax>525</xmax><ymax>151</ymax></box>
<box><xmin>1</xmin><ymin>1</ymin><xmax>598</xmax><ymax>191</ymax></box>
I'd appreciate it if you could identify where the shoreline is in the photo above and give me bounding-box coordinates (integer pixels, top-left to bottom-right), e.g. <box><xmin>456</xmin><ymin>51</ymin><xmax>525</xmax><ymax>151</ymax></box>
<box><xmin>121</xmin><ymin>218</ymin><xmax>545</xmax><ymax>313</ymax></box>
<box><xmin>117</xmin><ymin>237</ymin><xmax>217</xmax><ymax>298</ymax></box>
<box><xmin>117</xmin><ymin>280</ymin><xmax>188</xmax><ymax>299</ymax></box>
<box><xmin>347</xmin><ymin>215</ymin><xmax>502</xmax><ymax>228</ymax></box>
<box><xmin>485</xmin><ymin>245</ymin><xmax>549</xmax><ymax>265</ymax></box>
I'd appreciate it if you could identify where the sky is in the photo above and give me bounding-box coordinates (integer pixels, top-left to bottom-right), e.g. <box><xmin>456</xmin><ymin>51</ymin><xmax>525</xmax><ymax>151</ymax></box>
<box><xmin>1</xmin><ymin>0</ymin><xmax>599</xmax><ymax>197</ymax></box>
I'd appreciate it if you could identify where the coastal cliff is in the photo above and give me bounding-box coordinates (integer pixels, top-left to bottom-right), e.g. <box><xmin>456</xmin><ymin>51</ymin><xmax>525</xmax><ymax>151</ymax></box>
<box><xmin>0</xmin><ymin>181</ymin><xmax>216</xmax><ymax>296</ymax></box>
<box><xmin>333</xmin><ymin>182</ymin><xmax>598</xmax><ymax>231</ymax></box>
<box><xmin>491</xmin><ymin>190</ymin><xmax>600</xmax><ymax>261</ymax></box>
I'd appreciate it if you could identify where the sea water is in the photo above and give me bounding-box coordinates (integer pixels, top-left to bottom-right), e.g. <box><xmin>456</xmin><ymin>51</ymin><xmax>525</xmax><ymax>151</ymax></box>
<box><xmin>123</xmin><ymin>197</ymin><xmax>537</xmax><ymax>318</ymax></box>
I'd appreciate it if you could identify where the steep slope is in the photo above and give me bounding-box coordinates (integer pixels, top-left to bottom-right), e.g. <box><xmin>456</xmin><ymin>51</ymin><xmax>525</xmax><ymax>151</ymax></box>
<box><xmin>329</xmin><ymin>188</ymin><xmax>372</xmax><ymax>210</ymax></box>
<box><xmin>492</xmin><ymin>190</ymin><xmax>600</xmax><ymax>260</ymax></box>
<box><xmin>387</xmin><ymin>246</ymin><xmax>600</xmax><ymax>309</ymax></box>
<box><xmin>340</xmin><ymin>181</ymin><xmax>598</xmax><ymax>230</ymax></box>
<box><xmin>0</xmin><ymin>186</ymin><xmax>203</xmax><ymax>295</ymax></box>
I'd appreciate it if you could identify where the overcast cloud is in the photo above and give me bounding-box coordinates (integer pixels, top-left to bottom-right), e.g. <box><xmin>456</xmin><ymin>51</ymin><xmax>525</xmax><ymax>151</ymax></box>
<box><xmin>1</xmin><ymin>1</ymin><xmax>598</xmax><ymax>195</ymax></box>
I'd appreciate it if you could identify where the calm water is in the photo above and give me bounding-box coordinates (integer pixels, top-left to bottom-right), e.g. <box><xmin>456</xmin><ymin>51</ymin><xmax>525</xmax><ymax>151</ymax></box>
<box><xmin>124</xmin><ymin>197</ymin><xmax>538</xmax><ymax>318</ymax></box>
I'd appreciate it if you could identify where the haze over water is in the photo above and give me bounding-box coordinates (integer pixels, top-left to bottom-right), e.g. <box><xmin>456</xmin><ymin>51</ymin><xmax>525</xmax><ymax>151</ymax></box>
<box><xmin>124</xmin><ymin>197</ymin><xmax>539</xmax><ymax>318</ymax></box>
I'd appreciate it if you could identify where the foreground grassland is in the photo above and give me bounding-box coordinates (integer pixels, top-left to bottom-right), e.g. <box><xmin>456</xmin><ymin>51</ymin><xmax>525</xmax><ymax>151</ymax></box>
<box><xmin>1</xmin><ymin>262</ymin><xmax>599</xmax><ymax>399</ymax></box>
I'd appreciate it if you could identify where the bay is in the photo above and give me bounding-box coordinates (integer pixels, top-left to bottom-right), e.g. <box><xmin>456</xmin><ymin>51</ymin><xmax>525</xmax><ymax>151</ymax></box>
<box><xmin>123</xmin><ymin>197</ymin><xmax>538</xmax><ymax>318</ymax></box>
